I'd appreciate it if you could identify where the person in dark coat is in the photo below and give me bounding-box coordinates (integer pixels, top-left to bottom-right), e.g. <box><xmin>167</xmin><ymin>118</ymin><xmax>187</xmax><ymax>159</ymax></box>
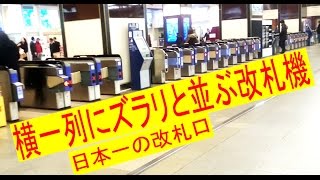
<box><xmin>175</xmin><ymin>33</ymin><xmax>184</xmax><ymax>47</ymax></box>
<box><xmin>30</xmin><ymin>37</ymin><xmax>37</xmax><ymax>60</ymax></box>
<box><xmin>279</xmin><ymin>20</ymin><xmax>288</xmax><ymax>54</ymax></box>
<box><xmin>0</xmin><ymin>31</ymin><xmax>20</xmax><ymax>71</ymax></box>
<box><xmin>317</xmin><ymin>20</ymin><xmax>320</xmax><ymax>44</ymax></box>
<box><xmin>306</xmin><ymin>25</ymin><xmax>313</xmax><ymax>46</ymax></box>
<box><xmin>185</xmin><ymin>28</ymin><xmax>199</xmax><ymax>46</ymax></box>
<box><xmin>17</xmin><ymin>37</ymin><xmax>28</xmax><ymax>60</ymax></box>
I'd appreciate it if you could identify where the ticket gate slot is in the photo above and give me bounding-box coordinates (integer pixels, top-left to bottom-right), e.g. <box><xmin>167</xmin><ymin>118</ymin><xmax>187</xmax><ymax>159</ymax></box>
<box><xmin>241</xmin><ymin>39</ymin><xmax>254</xmax><ymax>61</ymax></box>
<box><xmin>181</xmin><ymin>47</ymin><xmax>196</xmax><ymax>77</ymax></box>
<box><xmin>163</xmin><ymin>49</ymin><xmax>182</xmax><ymax>81</ymax></box>
<box><xmin>0</xmin><ymin>67</ymin><xmax>24</xmax><ymax>121</ymax></box>
<box><xmin>151</xmin><ymin>49</ymin><xmax>168</xmax><ymax>84</ymax></box>
<box><xmin>206</xmin><ymin>43</ymin><xmax>220</xmax><ymax>70</ymax></box>
<box><xmin>217</xmin><ymin>41</ymin><xmax>230</xmax><ymax>68</ymax></box>
<box><xmin>193</xmin><ymin>45</ymin><xmax>208</xmax><ymax>73</ymax></box>
<box><xmin>225</xmin><ymin>40</ymin><xmax>238</xmax><ymax>65</ymax></box>
<box><xmin>19</xmin><ymin>61</ymin><xmax>72</xmax><ymax>109</ymax></box>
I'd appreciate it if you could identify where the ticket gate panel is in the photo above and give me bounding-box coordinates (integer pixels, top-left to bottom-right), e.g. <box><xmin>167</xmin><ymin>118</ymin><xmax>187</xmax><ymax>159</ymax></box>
<box><xmin>195</xmin><ymin>47</ymin><xmax>208</xmax><ymax>73</ymax></box>
<box><xmin>228</xmin><ymin>44</ymin><xmax>238</xmax><ymax>65</ymax></box>
<box><xmin>87</xmin><ymin>55</ymin><xmax>123</xmax><ymax>95</ymax></box>
<box><xmin>152</xmin><ymin>49</ymin><xmax>168</xmax><ymax>84</ymax></box>
<box><xmin>181</xmin><ymin>65</ymin><xmax>195</xmax><ymax>77</ymax></box>
<box><xmin>164</xmin><ymin>51</ymin><xmax>182</xmax><ymax>81</ymax></box>
<box><xmin>207</xmin><ymin>44</ymin><xmax>221</xmax><ymax>70</ymax></box>
<box><xmin>218</xmin><ymin>44</ymin><xmax>230</xmax><ymax>68</ymax></box>
<box><xmin>0</xmin><ymin>95</ymin><xmax>6</xmax><ymax>127</ymax></box>
<box><xmin>62</xmin><ymin>61</ymin><xmax>100</xmax><ymax>102</ymax></box>
<box><xmin>166</xmin><ymin>67</ymin><xmax>181</xmax><ymax>80</ymax></box>
<box><xmin>0</xmin><ymin>68</ymin><xmax>24</xmax><ymax>121</ymax></box>
<box><xmin>18</xmin><ymin>61</ymin><xmax>72</xmax><ymax>110</ymax></box>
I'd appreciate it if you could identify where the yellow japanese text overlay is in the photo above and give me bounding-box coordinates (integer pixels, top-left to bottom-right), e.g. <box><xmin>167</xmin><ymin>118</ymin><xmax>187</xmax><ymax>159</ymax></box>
<box><xmin>68</xmin><ymin>114</ymin><xmax>213</xmax><ymax>175</ymax></box>
<box><xmin>10</xmin><ymin>48</ymin><xmax>314</xmax><ymax>162</ymax></box>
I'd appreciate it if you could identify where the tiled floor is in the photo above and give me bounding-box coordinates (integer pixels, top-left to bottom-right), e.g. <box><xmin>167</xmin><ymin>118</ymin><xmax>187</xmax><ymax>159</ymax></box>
<box><xmin>0</xmin><ymin>45</ymin><xmax>319</xmax><ymax>175</ymax></box>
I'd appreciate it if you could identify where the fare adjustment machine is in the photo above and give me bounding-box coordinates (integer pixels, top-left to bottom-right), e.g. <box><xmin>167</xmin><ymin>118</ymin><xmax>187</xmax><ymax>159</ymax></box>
<box><xmin>128</xmin><ymin>23</ymin><xmax>153</xmax><ymax>90</ymax></box>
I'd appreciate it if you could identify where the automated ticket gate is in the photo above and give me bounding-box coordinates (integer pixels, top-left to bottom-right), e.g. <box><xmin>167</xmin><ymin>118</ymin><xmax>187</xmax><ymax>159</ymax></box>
<box><xmin>151</xmin><ymin>48</ymin><xmax>168</xmax><ymax>84</ymax></box>
<box><xmin>163</xmin><ymin>47</ymin><xmax>182</xmax><ymax>80</ymax></box>
<box><xmin>75</xmin><ymin>55</ymin><xmax>124</xmax><ymax>95</ymax></box>
<box><xmin>0</xmin><ymin>67</ymin><xmax>24</xmax><ymax>121</ymax></box>
<box><xmin>194</xmin><ymin>44</ymin><xmax>208</xmax><ymax>73</ymax></box>
<box><xmin>224</xmin><ymin>40</ymin><xmax>238</xmax><ymax>65</ymax></box>
<box><xmin>18</xmin><ymin>61</ymin><xmax>72</xmax><ymax>109</ymax></box>
<box><xmin>232</xmin><ymin>39</ymin><xmax>247</xmax><ymax>63</ymax></box>
<box><xmin>272</xmin><ymin>34</ymin><xmax>280</xmax><ymax>55</ymax></box>
<box><xmin>181</xmin><ymin>46</ymin><xmax>196</xmax><ymax>77</ymax></box>
<box><xmin>251</xmin><ymin>37</ymin><xmax>262</xmax><ymax>59</ymax></box>
<box><xmin>48</xmin><ymin>57</ymin><xmax>101</xmax><ymax>102</ymax></box>
<box><xmin>241</xmin><ymin>38</ymin><xmax>254</xmax><ymax>61</ymax></box>
<box><xmin>287</xmin><ymin>34</ymin><xmax>295</xmax><ymax>50</ymax></box>
<box><xmin>216</xmin><ymin>41</ymin><xmax>230</xmax><ymax>68</ymax></box>
<box><xmin>206</xmin><ymin>43</ymin><xmax>220</xmax><ymax>70</ymax></box>
<box><xmin>302</xmin><ymin>33</ymin><xmax>308</xmax><ymax>47</ymax></box>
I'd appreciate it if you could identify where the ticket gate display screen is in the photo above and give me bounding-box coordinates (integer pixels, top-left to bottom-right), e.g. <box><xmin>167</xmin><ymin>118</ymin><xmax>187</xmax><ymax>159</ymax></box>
<box><xmin>135</xmin><ymin>37</ymin><xmax>151</xmax><ymax>58</ymax></box>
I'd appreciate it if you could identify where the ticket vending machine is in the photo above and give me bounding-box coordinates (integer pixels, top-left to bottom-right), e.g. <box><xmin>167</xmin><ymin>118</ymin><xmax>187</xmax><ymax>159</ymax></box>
<box><xmin>0</xmin><ymin>66</ymin><xmax>24</xmax><ymax>121</ymax></box>
<box><xmin>128</xmin><ymin>23</ymin><xmax>153</xmax><ymax>90</ymax></box>
<box><xmin>151</xmin><ymin>48</ymin><xmax>168</xmax><ymax>84</ymax></box>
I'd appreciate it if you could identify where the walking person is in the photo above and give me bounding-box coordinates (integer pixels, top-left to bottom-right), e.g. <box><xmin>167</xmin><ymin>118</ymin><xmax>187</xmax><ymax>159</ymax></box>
<box><xmin>35</xmin><ymin>38</ymin><xmax>43</xmax><ymax>60</ymax></box>
<box><xmin>306</xmin><ymin>25</ymin><xmax>313</xmax><ymax>46</ymax></box>
<box><xmin>30</xmin><ymin>37</ymin><xmax>37</xmax><ymax>60</ymax></box>
<box><xmin>317</xmin><ymin>20</ymin><xmax>320</xmax><ymax>44</ymax></box>
<box><xmin>279</xmin><ymin>20</ymin><xmax>288</xmax><ymax>54</ymax></box>
<box><xmin>17</xmin><ymin>37</ymin><xmax>28</xmax><ymax>60</ymax></box>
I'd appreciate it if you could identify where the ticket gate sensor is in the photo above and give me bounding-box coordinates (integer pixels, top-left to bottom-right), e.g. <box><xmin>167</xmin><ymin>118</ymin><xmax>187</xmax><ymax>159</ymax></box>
<box><xmin>217</xmin><ymin>41</ymin><xmax>230</xmax><ymax>68</ymax></box>
<box><xmin>48</xmin><ymin>57</ymin><xmax>101</xmax><ymax>102</ymax></box>
<box><xmin>0</xmin><ymin>66</ymin><xmax>24</xmax><ymax>121</ymax></box>
<box><xmin>18</xmin><ymin>61</ymin><xmax>72</xmax><ymax>110</ymax></box>
<box><xmin>194</xmin><ymin>44</ymin><xmax>208</xmax><ymax>73</ymax></box>
<box><xmin>241</xmin><ymin>38</ymin><xmax>254</xmax><ymax>61</ymax></box>
<box><xmin>151</xmin><ymin>48</ymin><xmax>168</xmax><ymax>84</ymax></box>
<box><xmin>232</xmin><ymin>39</ymin><xmax>247</xmax><ymax>63</ymax></box>
<box><xmin>128</xmin><ymin>23</ymin><xmax>153</xmax><ymax>90</ymax></box>
<box><xmin>181</xmin><ymin>46</ymin><xmax>196</xmax><ymax>77</ymax></box>
<box><xmin>163</xmin><ymin>47</ymin><xmax>182</xmax><ymax>81</ymax></box>
<box><xmin>75</xmin><ymin>55</ymin><xmax>124</xmax><ymax>95</ymax></box>
<box><xmin>206</xmin><ymin>43</ymin><xmax>220</xmax><ymax>70</ymax></box>
<box><xmin>225</xmin><ymin>40</ymin><xmax>238</xmax><ymax>65</ymax></box>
